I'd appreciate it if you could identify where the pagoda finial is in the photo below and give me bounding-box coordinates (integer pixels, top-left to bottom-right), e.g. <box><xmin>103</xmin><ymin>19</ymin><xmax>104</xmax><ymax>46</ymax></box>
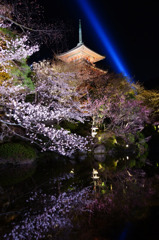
<box><xmin>78</xmin><ymin>19</ymin><xmax>82</xmax><ymax>45</ymax></box>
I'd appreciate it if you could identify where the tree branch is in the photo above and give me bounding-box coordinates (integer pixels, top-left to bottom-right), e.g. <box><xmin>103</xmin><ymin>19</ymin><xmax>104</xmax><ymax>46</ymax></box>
<box><xmin>0</xmin><ymin>14</ymin><xmax>59</xmax><ymax>33</ymax></box>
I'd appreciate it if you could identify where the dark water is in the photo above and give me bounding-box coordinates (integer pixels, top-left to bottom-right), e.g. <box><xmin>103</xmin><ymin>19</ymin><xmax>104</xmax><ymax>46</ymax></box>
<box><xmin>0</xmin><ymin>154</ymin><xmax>159</xmax><ymax>240</ymax></box>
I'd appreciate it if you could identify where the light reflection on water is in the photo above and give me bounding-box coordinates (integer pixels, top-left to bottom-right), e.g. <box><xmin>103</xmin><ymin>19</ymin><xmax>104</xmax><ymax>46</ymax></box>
<box><xmin>0</xmin><ymin>155</ymin><xmax>159</xmax><ymax>239</ymax></box>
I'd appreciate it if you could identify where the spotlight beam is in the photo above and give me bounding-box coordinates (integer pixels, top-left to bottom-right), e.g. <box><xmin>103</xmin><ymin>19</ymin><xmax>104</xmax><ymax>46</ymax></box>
<box><xmin>76</xmin><ymin>0</ymin><xmax>130</xmax><ymax>78</ymax></box>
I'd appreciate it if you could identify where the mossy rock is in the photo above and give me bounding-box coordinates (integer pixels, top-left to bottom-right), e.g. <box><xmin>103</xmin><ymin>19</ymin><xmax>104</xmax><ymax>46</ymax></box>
<box><xmin>0</xmin><ymin>142</ymin><xmax>36</xmax><ymax>164</ymax></box>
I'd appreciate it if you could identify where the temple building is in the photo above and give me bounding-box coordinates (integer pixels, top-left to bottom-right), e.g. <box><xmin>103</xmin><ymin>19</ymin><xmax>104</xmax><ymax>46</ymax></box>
<box><xmin>56</xmin><ymin>20</ymin><xmax>108</xmax><ymax>83</ymax></box>
<box><xmin>57</xmin><ymin>20</ymin><xmax>105</xmax><ymax>65</ymax></box>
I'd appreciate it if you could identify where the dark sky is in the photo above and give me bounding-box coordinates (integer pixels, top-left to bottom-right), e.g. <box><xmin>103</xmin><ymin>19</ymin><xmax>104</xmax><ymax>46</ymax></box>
<box><xmin>42</xmin><ymin>0</ymin><xmax>159</xmax><ymax>89</ymax></box>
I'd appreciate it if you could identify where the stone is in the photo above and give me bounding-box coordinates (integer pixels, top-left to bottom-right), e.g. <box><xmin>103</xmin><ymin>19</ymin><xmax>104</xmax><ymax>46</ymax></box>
<box><xmin>94</xmin><ymin>144</ymin><xmax>106</xmax><ymax>162</ymax></box>
<box><xmin>94</xmin><ymin>144</ymin><xmax>106</xmax><ymax>154</ymax></box>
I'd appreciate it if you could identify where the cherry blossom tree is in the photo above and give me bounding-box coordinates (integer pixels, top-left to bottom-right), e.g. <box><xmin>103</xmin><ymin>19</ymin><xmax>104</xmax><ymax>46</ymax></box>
<box><xmin>82</xmin><ymin>74</ymin><xmax>152</xmax><ymax>142</ymax></box>
<box><xmin>87</xmin><ymin>95</ymin><xmax>151</xmax><ymax>137</ymax></box>
<box><xmin>0</xmin><ymin>60</ymin><xmax>90</xmax><ymax>156</ymax></box>
<box><xmin>133</xmin><ymin>83</ymin><xmax>159</xmax><ymax>125</ymax></box>
<box><xmin>0</xmin><ymin>7</ymin><xmax>90</xmax><ymax>156</ymax></box>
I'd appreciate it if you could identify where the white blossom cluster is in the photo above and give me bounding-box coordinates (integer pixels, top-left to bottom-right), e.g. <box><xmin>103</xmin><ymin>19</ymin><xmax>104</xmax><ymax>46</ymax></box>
<box><xmin>0</xmin><ymin>81</ymin><xmax>26</xmax><ymax>102</ymax></box>
<box><xmin>0</xmin><ymin>35</ymin><xmax>39</xmax><ymax>67</ymax></box>
<box><xmin>0</xmin><ymin>22</ymin><xmax>12</xmax><ymax>28</ymax></box>
<box><xmin>1</xmin><ymin>98</ymin><xmax>89</xmax><ymax>156</ymax></box>
<box><xmin>0</xmin><ymin>11</ymin><xmax>39</xmax><ymax>70</ymax></box>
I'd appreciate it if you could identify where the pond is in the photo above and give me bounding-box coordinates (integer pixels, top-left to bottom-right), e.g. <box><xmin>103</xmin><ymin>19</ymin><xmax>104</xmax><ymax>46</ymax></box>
<box><xmin>0</xmin><ymin>151</ymin><xmax>159</xmax><ymax>240</ymax></box>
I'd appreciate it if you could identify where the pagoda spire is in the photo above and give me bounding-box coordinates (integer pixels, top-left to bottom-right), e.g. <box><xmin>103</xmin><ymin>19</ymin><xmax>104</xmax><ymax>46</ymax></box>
<box><xmin>57</xmin><ymin>19</ymin><xmax>105</xmax><ymax>64</ymax></box>
<box><xmin>78</xmin><ymin>19</ymin><xmax>82</xmax><ymax>45</ymax></box>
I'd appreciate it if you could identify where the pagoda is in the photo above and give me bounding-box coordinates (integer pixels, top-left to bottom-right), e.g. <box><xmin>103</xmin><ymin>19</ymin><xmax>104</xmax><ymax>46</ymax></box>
<box><xmin>57</xmin><ymin>20</ymin><xmax>105</xmax><ymax>64</ymax></box>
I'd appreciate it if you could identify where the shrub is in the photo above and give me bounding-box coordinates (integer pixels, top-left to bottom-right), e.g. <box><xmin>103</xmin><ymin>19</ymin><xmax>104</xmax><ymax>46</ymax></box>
<box><xmin>0</xmin><ymin>142</ymin><xmax>36</xmax><ymax>163</ymax></box>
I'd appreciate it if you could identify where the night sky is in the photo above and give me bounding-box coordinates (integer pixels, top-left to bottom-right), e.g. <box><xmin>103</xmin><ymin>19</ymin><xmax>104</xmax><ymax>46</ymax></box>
<box><xmin>41</xmin><ymin>0</ymin><xmax>159</xmax><ymax>89</ymax></box>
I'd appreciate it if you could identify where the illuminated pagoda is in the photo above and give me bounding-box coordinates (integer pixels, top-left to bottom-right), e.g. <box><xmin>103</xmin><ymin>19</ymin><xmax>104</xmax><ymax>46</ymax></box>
<box><xmin>57</xmin><ymin>20</ymin><xmax>105</xmax><ymax>64</ymax></box>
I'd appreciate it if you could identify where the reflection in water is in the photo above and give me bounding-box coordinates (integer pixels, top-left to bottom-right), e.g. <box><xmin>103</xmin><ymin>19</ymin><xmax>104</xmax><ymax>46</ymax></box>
<box><xmin>92</xmin><ymin>168</ymin><xmax>99</xmax><ymax>192</ymax></box>
<box><xmin>119</xmin><ymin>223</ymin><xmax>132</xmax><ymax>240</ymax></box>
<box><xmin>0</xmin><ymin>155</ymin><xmax>159</xmax><ymax>239</ymax></box>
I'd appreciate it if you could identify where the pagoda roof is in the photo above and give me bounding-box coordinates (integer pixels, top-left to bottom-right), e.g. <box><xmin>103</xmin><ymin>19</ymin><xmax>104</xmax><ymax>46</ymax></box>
<box><xmin>57</xmin><ymin>43</ymin><xmax>105</xmax><ymax>64</ymax></box>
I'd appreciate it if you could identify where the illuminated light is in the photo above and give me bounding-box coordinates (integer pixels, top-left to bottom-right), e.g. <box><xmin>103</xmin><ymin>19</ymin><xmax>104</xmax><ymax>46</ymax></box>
<box><xmin>126</xmin><ymin>144</ymin><xmax>129</xmax><ymax>148</ymax></box>
<box><xmin>127</xmin><ymin>170</ymin><xmax>133</xmax><ymax>177</ymax></box>
<box><xmin>98</xmin><ymin>136</ymin><xmax>101</xmax><ymax>141</ymax></box>
<box><xmin>70</xmin><ymin>168</ymin><xmax>74</xmax><ymax>174</ymax></box>
<box><xmin>91</xmin><ymin>126</ymin><xmax>98</xmax><ymax>137</ymax></box>
<box><xmin>99</xmin><ymin>163</ymin><xmax>103</xmax><ymax>170</ymax></box>
<box><xmin>126</xmin><ymin>156</ymin><xmax>129</xmax><ymax>160</ymax></box>
<box><xmin>113</xmin><ymin>138</ymin><xmax>117</xmax><ymax>144</ymax></box>
<box><xmin>76</xmin><ymin>0</ymin><xmax>131</xmax><ymax>79</ymax></box>
<box><xmin>102</xmin><ymin>182</ymin><xmax>105</xmax><ymax>187</ymax></box>
<box><xmin>114</xmin><ymin>160</ymin><xmax>119</xmax><ymax>167</ymax></box>
<box><xmin>92</xmin><ymin>168</ymin><xmax>99</xmax><ymax>180</ymax></box>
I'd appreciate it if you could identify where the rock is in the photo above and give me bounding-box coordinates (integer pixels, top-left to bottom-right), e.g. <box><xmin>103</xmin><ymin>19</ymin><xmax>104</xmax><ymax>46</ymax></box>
<box><xmin>94</xmin><ymin>154</ymin><xmax>106</xmax><ymax>162</ymax></box>
<box><xmin>94</xmin><ymin>144</ymin><xmax>106</xmax><ymax>162</ymax></box>
<box><xmin>94</xmin><ymin>144</ymin><xmax>106</xmax><ymax>154</ymax></box>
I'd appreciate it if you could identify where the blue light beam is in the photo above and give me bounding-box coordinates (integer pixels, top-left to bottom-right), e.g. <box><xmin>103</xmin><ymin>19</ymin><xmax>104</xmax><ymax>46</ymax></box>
<box><xmin>76</xmin><ymin>0</ymin><xmax>130</xmax><ymax>78</ymax></box>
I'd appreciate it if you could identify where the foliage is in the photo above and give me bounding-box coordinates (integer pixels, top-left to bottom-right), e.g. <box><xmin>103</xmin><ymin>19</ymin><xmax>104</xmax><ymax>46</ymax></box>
<box><xmin>0</xmin><ymin>27</ymin><xmax>16</xmax><ymax>38</ymax></box>
<box><xmin>134</xmin><ymin>83</ymin><xmax>159</xmax><ymax>123</ymax></box>
<box><xmin>80</xmin><ymin>74</ymin><xmax>152</xmax><ymax>159</ymax></box>
<box><xmin>0</xmin><ymin>70</ymin><xmax>10</xmax><ymax>85</ymax></box>
<box><xmin>80</xmin><ymin>73</ymin><xmax>134</xmax><ymax>100</ymax></box>
<box><xmin>87</xmin><ymin>92</ymin><xmax>151</xmax><ymax>140</ymax></box>
<box><xmin>10</xmin><ymin>59</ymin><xmax>34</xmax><ymax>89</ymax></box>
<box><xmin>0</xmin><ymin>142</ymin><xmax>36</xmax><ymax>162</ymax></box>
<box><xmin>78</xmin><ymin>73</ymin><xmax>151</xmax><ymax>145</ymax></box>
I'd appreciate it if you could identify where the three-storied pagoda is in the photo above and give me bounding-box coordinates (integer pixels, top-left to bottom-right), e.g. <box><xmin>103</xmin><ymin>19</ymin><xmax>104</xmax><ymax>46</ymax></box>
<box><xmin>57</xmin><ymin>20</ymin><xmax>105</xmax><ymax>64</ymax></box>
